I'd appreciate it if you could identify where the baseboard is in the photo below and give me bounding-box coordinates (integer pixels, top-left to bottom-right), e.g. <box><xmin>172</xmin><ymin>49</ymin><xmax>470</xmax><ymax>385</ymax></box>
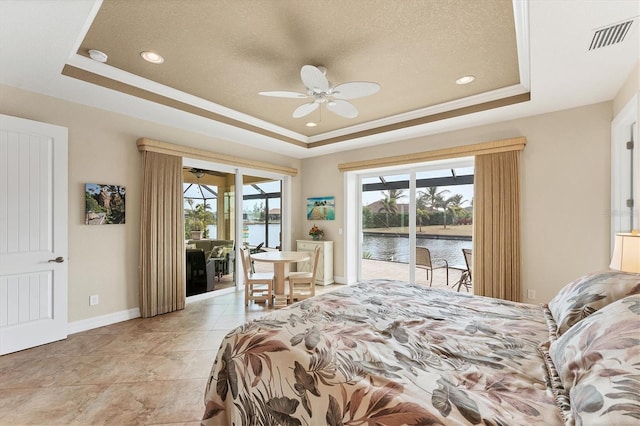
<box><xmin>333</xmin><ymin>275</ymin><xmax>348</xmax><ymax>284</ymax></box>
<box><xmin>186</xmin><ymin>286</ymin><xmax>236</xmax><ymax>303</ymax></box>
<box><xmin>67</xmin><ymin>307</ymin><xmax>141</xmax><ymax>335</ymax></box>
<box><xmin>66</xmin><ymin>279</ymin><xmax>345</xmax><ymax>335</ymax></box>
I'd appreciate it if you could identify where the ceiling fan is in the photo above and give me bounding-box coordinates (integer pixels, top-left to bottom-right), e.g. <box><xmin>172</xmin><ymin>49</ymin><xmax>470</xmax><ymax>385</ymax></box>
<box><xmin>259</xmin><ymin>65</ymin><xmax>381</xmax><ymax>119</ymax></box>
<box><xmin>184</xmin><ymin>168</ymin><xmax>226</xmax><ymax>178</ymax></box>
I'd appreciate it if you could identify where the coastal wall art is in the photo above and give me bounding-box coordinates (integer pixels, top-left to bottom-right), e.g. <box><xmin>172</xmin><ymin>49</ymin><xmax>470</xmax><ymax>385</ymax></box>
<box><xmin>306</xmin><ymin>196</ymin><xmax>335</xmax><ymax>220</ymax></box>
<box><xmin>85</xmin><ymin>183</ymin><xmax>126</xmax><ymax>225</ymax></box>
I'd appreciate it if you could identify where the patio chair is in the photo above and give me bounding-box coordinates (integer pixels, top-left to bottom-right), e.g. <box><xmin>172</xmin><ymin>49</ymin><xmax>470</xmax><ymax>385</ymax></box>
<box><xmin>416</xmin><ymin>246</ymin><xmax>449</xmax><ymax>287</ymax></box>
<box><xmin>455</xmin><ymin>248</ymin><xmax>472</xmax><ymax>292</ymax></box>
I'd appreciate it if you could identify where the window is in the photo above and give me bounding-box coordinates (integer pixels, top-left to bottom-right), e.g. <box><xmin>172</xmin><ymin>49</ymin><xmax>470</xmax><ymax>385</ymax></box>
<box><xmin>353</xmin><ymin>157</ymin><xmax>474</xmax><ymax>285</ymax></box>
<box><xmin>242</xmin><ymin>179</ymin><xmax>282</xmax><ymax>248</ymax></box>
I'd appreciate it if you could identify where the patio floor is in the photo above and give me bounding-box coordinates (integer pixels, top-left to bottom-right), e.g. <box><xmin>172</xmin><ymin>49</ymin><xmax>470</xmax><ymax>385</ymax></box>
<box><xmin>252</xmin><ymin>257</ymin><xmax>472</xmax><ymax>293</ymax></box>
<box><xmin>360</xmin><ymin>258</ymin><xmax>472</xmax><ymax>292</ymax></box>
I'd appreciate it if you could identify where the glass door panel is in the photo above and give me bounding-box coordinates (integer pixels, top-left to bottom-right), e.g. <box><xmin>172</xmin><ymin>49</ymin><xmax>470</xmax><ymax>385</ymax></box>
<box><xmin>183</xmin><ymin>168</ymin><xmax>236</xmax><ymax>295</ymax></box>
<box><xmin>361</xmin><ymin>173</ymin><xmax>410</xmax><ymax>281</ymax></box>
<box><xmin>414</xmin><ymin>167</ymin><xmax>474</xmax><ymax>288</ymax></box>
<box><xmin>242</xmin><ymin>176</ymin><xmax>282</xmax><ymax>250</ymax></box>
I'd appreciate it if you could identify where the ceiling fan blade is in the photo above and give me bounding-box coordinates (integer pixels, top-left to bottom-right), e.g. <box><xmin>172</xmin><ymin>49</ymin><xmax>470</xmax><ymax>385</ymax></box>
<box><xmin>327</xmin><ymin>99</ymin><xmax>358</xmax><ymax>118</ymax></box>
<box><xmin>258</xmin><ymin>90</ymin><xmax>308</xmax><ymax>98</ymax></box>
<box><xmin>300</xmin><ymin>65</ymin><xmax>329</xmax><ymax>93</ymax></box>
<box><xmin>292</xmin><ymin>102</ymin><xmax>319</xmax><ymax>118</ymax></box>
<box><xmin>204</xmin><ymin>170</ymin><xmax>226</xmax><ymax>177</ymax></box>
<box><xmin>188</xmin><ymin>168</ymin><xmax>226</xmax><ymax>178</ymax></box>
<box><xmin>331</xmin><ymin>81</ymin><xmax>381</xmax><ymax>99</ymax></box>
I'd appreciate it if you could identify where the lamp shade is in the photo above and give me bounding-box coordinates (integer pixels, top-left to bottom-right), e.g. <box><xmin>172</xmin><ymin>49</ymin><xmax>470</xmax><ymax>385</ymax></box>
<box><xmin>610</xmin><ymin>232</ymin><xmax>640</xmax><ymax>273</ymax></box>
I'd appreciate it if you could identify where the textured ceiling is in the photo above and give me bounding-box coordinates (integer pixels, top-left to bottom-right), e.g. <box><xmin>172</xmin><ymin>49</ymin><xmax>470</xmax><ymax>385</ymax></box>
<box><xmin>69</xmin><ymin>0</ymin><xmax>524</xmax><ymax>145</ymax></box>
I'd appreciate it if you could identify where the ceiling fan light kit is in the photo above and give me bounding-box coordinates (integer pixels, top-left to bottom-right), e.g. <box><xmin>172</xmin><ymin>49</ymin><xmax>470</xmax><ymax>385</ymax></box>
<box><xmin>259</xmin><ymin>65</ymin><xmax>380</xmax><ymax>120</ymax></box>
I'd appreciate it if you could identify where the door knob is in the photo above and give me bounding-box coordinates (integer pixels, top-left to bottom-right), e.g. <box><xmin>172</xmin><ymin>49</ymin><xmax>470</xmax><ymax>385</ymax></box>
<box><xmin>48</xmin><ymin>257</ymin><xmax>64</xmax><ymax>263</ymax></box>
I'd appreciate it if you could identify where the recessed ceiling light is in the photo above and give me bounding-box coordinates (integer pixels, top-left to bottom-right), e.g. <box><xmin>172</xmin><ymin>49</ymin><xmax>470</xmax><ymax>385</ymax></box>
<box><xmin>456</xmin><ymin>75</ymin><xmax>475</xmax><ymax>85</ymax></box>
<box><xmin>140</xmin><ymin>51</ymin><xmax>164</xmax><ymax>64</ymax></box>
<box><xmin>88</xmin><ymin>49</ymin><xmax>108</xmax><ymax>63</ymax></box>
<box><xmin>306</xmin><ymin>122</ymin><xmax>318</xmax><ymax>127</ymax></box>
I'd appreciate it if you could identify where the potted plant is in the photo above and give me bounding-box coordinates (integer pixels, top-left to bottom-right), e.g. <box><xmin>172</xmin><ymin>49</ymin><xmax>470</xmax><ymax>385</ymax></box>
<box><xmin>309</xmin><ymin>224</ymin><xmax>324</xmax><ymax>241</ymax></box>
<box><xmin>190</xmin><ymin>219</ymin><xmax>205</xmax><ymax>240</ymax></box>
<box><xmin>185</xmin><ymin>200</ymin><xmax>214</xmax><ymax>240</ymax></box>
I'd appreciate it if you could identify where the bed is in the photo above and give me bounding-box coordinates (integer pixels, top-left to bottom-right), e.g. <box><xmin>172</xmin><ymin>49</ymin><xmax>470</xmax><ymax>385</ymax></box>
<box><xmin>202</xmin><ymin>272</ymin><xmax>640</xmax><ymax>425</ymax></box>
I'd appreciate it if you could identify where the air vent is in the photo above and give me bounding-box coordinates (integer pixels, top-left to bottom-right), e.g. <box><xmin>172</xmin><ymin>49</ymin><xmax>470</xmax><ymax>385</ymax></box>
<box><xmin>589</xmin><ymin>20</ymin><xmax>634</xmax><ymax>50</ymax></box>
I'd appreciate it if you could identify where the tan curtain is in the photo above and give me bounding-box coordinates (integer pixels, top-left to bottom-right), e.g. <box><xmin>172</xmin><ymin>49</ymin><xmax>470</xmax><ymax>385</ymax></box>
<box><xmin>139</xmin><ymin>151</ymin><xmax>185</xmax><ymax>317</ymax></box>
<box><xmin>473</xmin><ymin>150</ymin><xmax>521</xmax><ymax>302</ymax></box>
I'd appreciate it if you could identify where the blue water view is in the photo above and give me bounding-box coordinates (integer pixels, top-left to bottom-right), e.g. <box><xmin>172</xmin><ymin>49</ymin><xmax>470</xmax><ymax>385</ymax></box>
<box><xmin>363</xmin><ymin>234</ymin><xmax>472</xmax><ymax>267</ymax></box>
<box><xmin>207</xmin><ymin>224</ymin><xmax>471</xmax><ymax>266</ymax></box>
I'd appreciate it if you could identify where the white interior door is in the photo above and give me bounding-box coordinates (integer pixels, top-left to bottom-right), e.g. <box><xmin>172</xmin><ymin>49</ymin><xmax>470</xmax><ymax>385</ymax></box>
<box><xmin>611</xmin><ymin>94</ymin><xmax>639</xmax><ymax>242</ymax></box>
<box><xmin>0</xmin><ymin>114</ymin><xmax>68</xmax><ymax>355</ymax></box>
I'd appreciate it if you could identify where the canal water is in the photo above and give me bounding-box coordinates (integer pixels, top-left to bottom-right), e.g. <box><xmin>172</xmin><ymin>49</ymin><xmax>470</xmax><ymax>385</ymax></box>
<box><xmin>363</xmin><ymin>233</ymin><xmax>472</xmax><ymax>266</ymax></box>
<box><xmin>208</xmin><ymin>224</ymin><xmax>471</xmax><ymax>266</ymax></box>
<box><xmin>207</xmin><ymin>224</ymin><xmax>281</xmax><ymax>247</ymax></box>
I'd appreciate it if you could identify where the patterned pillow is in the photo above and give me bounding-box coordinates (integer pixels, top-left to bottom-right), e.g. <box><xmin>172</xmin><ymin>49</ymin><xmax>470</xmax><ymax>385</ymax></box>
<box><xmin>547</xmin><ymin>270</ymin><xmax>640</xmax><ymax>336</ymax></box>
<box><xmin>548</xmin><ymin>295</ymin><xmax>640</xmax><ymax>425</ymax></box>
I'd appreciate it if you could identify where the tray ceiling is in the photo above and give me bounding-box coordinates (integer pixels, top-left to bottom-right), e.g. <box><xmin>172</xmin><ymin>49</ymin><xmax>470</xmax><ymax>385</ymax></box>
<box><xmin>65</xmin><ymin>0</ymin><xmax>528</xmax><ymax>147</ymax></box>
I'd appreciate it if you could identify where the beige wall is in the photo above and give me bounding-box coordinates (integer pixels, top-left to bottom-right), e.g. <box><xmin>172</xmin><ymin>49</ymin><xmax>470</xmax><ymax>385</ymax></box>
<box><xmin>0</xmin><ymin>84</ymin><xmax>301</xmax><ymax>322</ymax></box>
<box><xmin>613</xmin><ymin>61</ymin><xmax>639</xmax><ymax>117</ymax></box>
<box><xmin>300</xmin><ymin>102</ymin><xmax>613</xmax><ymax>302</ymax></box>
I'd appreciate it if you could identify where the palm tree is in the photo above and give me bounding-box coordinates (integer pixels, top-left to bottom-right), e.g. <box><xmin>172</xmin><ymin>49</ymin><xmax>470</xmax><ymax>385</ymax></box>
<box><xmin>435</xmin><ymin>194</ymin><xmax>467</xmax><ymax>229</ymax></box>
<box><xmin>383</xmin><ymin>189</ymin><xmax>405</xmax><ymax>205</ymax></box>
<box><xmin>378</xmin><ymin>197</ymin><xmax>397</xmax><ymax>228</ymax></box>
<box><xmin>377</xmin><ymin>189</ymin><xmax>405</xmax><ymax>228</ymax></box>
<box><xmin>420</xmin><ymin>187</ymin><xmax>449</xmax><ymax>210</ymax></box>
<box><xmin>416</xmin><ymin>208</ymin><xmax>430</xmax><ymax>232</ymax></box>
<box><xmin>445</xmin><ymin>194</ymin><xmax>467</xmax><ymax>225</ymax></box>
<box><xmin>185</xmin><ymin>200</ymin><xmax>214</xmax><ymax>237</ymax></box>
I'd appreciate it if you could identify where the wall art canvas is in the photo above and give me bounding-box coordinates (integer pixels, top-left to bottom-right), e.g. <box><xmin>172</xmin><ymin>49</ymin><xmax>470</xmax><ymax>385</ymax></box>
<box><xmin>85</xmin><ymin>183</ymin><xmax>126</xmax><ymax>225</ymax></box>
<box><xmin>306</xmin><ymin>196</ymin><xmax>335</xmax><ymax>220</ymax></box>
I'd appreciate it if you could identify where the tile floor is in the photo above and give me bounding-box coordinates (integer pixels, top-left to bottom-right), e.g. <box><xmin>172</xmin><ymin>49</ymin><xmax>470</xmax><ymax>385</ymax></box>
<box><xmin>0</xmin><ymin>271</ymin><xmax>460</xmax><ymax>425</ymax></box>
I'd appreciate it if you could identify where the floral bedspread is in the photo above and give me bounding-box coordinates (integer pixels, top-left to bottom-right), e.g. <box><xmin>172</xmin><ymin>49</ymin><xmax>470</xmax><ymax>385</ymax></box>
<box><xmin>202</xmin><ymin>280</ymin><xmax>561</xmax><ymax>425</ymax></box>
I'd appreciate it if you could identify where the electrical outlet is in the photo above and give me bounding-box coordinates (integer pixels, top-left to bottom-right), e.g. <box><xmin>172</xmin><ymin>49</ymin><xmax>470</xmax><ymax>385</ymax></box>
<box><xmin>89</xmin><ymin>294</ymin><xmax>99</xmax><ymax>306</ymax></box>
<box><xmin>527</xmin><ymin>289</ymin><xmax>536</xmax><ymax>300</ymax></box>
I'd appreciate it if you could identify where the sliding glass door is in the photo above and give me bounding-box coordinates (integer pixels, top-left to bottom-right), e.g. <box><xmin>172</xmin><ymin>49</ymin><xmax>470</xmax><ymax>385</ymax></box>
<box><xmin>183</xmin><ymin>167</ymin><xmax>237</xmax><ymax>295</ymax></box>
<box><xmin>183</xmin><ymin>158</ymin><xmax>289</xmax><ymax>297</ymax></box>
<box><xmin>358</xmin><ymin>158</ymin><xmax>474</xmax><ymax>287</ymax></box>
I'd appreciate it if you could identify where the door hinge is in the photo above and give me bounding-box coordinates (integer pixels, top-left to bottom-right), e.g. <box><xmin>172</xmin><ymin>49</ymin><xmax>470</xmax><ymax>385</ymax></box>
<box><xmin>627</xmin><ymin>199</ymin><xmax>634</xmax><ymax>208</ymax></box>
<box><xmin>627</xmin><ymin>140</ymin><xmax>634</xmax><ymax>150</ymax></box>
